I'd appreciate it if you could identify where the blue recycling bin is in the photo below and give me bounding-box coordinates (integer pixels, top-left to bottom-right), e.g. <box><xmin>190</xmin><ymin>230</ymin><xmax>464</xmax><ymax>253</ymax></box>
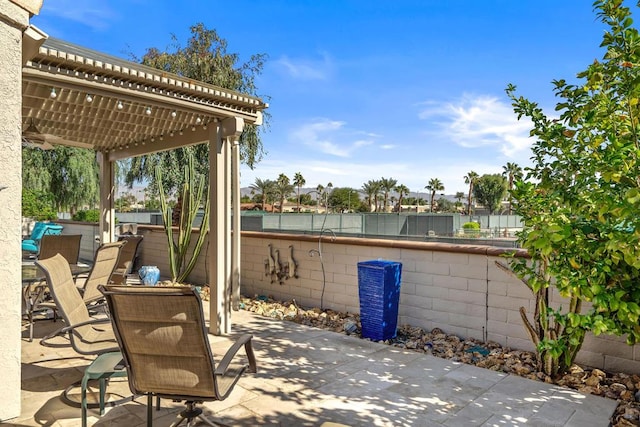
<box><xmin>357</xmin><ymin>260</ymin><xmax>402</xmax><ymax>341</ymax></box>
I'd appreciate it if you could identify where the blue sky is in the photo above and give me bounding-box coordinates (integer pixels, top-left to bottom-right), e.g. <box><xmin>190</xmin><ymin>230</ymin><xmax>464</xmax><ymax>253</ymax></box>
<box><xmin>31</xmin><ymin>1</ymin><xmax>628</xmax><ymax>194</ymax></box>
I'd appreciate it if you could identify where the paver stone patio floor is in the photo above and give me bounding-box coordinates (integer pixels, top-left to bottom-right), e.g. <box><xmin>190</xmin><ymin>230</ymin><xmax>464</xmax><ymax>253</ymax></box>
<box><xmin>10</xmin><ymin>306</ymin><xmax>617</xmax><ymax>426</ymax></box>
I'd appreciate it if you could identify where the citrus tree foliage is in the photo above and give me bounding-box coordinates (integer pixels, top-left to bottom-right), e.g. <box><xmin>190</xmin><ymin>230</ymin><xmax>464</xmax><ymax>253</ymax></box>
<box><xmin>505</xmin><ymin>0</ymin><xmax>640</xmax><ymax>376</ymax></box>
<box><xmin>472</xmin><ymin>174</ymin><xmax>507</xmax><ymax>214</ymax></box>
<box><xmin>124</xmin><ymin>24</ymin><xmax>269</xmax><ymax>194</ymax></box>
<box><xmin>22</xmin><ymin>146</ymin><xmax>99</xmax><ymax>214</ymax></box>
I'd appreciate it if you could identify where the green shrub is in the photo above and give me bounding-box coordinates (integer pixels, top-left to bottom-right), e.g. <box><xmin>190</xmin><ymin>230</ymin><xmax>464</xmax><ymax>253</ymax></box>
<box><xmin>462</xmin><ymin>222</ymin><xmax>480</xmax><ymax>236</ymax></box>
<box><xmin>72</xmin><ymin>209</ymin><xmax>100</xmax><ymax>223</ymax></box>
<box><xmin>22</xmin><ymin>189</ymin><xmax>57</xmax><ymax>220</ymax></box>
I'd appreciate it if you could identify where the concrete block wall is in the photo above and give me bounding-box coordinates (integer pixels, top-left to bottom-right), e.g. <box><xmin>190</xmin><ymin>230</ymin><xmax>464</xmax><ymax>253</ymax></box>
<box><xmin>56</xmin><ymin>220</ymin><xmax>101</xmax><ymax>261</ymax></box>
<box><xmin>238</xmin><ymin>231</ymin><xmax>640</xmax><ymax>373</ymax></box>
<box><xmin>134</xmin><ymin>226</ymin><xmax>209</xmax><ymax>284</ymax></box>
<box><xmin>129</xmin><ymin>226</ymin><xmax>640</xmax><ymax>373</ymax></box>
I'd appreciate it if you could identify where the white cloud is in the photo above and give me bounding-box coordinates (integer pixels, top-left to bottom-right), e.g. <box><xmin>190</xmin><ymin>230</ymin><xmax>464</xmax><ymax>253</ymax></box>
<box><xmin>289</xmin><ymin>119</ymin><xmax>378</xmax><ymax>157</ymax></box>
<box><xmin>41</xmin><ymin>0</ymin><xmax>118</xmax><ymax>30</ymax></box>
<box><xmin>418</xmin><ymin>94</ymin><xmax>533</xmax><ymax>157</ymax></box>
<box><xmin>353</xmin><ymin>140</ymin><xmax>373</xmax><ymax>148</ymax></box>
<box><xmin>275</xmin><ymin>52</ymin><xmax>333</xmax><ymax>80</ymax></box>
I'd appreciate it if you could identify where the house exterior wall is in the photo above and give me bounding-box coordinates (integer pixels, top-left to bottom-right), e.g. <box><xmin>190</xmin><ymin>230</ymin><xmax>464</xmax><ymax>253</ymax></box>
<box><xmin>107</xmin><ymin>224</ymin><xmax>640</xmax><ymax>374</ymax></box>
<box><xmin>0</xmin><ymin>0</ymin><xmax>41</xmax><ymax>421</ymax></box>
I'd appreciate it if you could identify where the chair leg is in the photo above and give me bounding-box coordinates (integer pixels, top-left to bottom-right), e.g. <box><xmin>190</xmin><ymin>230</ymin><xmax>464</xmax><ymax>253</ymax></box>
<box><xmin>168</xmin><ymin>402</ymin><xmax>226</xmax><ymax>427</ymax></box>
<box><xmin>147</xmin><ymin>393</ymin><xmax>153</xmax><ymax>427</ymax></box>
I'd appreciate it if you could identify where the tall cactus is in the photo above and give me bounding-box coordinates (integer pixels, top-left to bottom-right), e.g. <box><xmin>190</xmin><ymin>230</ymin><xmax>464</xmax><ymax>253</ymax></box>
<box><xmin>155</xmin><ymin>153</ymin><xmax>210</xmax><ymax>283</ymax></box>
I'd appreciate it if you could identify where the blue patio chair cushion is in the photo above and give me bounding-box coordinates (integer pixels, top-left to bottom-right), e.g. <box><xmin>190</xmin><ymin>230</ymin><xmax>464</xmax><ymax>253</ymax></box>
<box><xmin>22</xmin><ymin>241</ymin><xmax>39</xmax><ymax>252</ymax></box>
<box><xmin>26</xmin><ymin>221</ymin><xmax>49</xmax><ymax>241</ymax></box>
<box><xmin>22</xmin><ymin>223</ymin><xmax>63</xmax><ymax>253</ymax></box>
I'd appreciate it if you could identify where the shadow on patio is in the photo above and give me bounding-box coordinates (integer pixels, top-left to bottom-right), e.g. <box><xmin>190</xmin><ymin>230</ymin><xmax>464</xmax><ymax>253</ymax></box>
<box><xmin>13</xmin><ymin>307</ymin><xmax>617</xmax><ymax>427</ymax></box>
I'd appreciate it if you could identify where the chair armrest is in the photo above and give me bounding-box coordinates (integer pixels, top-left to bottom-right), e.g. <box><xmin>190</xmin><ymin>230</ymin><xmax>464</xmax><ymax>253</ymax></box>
<box><xmin>215</xmin><ymin>333</ymin><xmax>257</xmax><ymax>375</ymax></box>
<box><xmin>55</xmin><ymin>317</ymin><xmax>112</xmax><ymax>336</ymax></box>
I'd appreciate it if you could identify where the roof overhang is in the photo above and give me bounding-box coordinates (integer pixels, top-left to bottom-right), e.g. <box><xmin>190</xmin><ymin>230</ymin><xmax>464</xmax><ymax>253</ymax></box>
<box><xmin>21</xmin><ymin>28</ymin><xmax>267</xmax><ymax>161</ymax></box>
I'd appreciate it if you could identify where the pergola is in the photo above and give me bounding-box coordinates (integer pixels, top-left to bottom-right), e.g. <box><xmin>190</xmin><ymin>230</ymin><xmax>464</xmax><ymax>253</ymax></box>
<box><xmin>21</xmin><ymin>26</ymin><xmax>268</xmax><ymax>334</ymax></box>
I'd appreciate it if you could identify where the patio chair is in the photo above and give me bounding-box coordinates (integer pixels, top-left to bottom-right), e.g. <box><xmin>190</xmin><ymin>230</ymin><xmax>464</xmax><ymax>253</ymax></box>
<box><xmin>110</xmin><ymin>235</ymin><xmax>144</xmax><ymax>285</ymax></box>
<box><xmin>38</xmin><ymin>234</ymin><xmax>82</xmax><ymax>263</ymax></box>
<box><xmin>35</xmin><ymin>253</ymin><xmax>118</xmax><ymax>355</ymax></box>
<box><xmin>99</xmin><ymin>284</ymin><xmax>257</xmax><ymax>427</ymax></box>
<box><xmin>38</xmin><ymin>241</ymin><xmax>125</xmax><ymax>328</ymax></box>
<box><xmin>22</xmin><ymin>221</ymin><xmax>63</xmax><ymax>254</ymax></box>
<box><xmin>79</xmin><ymin>241</ymin><xmax>126</xmax><ymax>306</ymax></box>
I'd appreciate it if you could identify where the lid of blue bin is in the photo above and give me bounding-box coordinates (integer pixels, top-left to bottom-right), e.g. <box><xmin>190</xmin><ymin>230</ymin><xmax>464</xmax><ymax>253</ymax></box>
<box><xmin>358</xmin><ymin>260</ymin><xmax>401</xmax><ymax>268</ymax></box>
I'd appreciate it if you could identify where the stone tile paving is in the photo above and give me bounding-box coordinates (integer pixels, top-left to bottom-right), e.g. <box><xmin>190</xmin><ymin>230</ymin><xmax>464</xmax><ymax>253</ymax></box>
<box><xmin>8</xmin><ymin>308</ymin><xmax>616</xmax><ymax>426</ymax></box>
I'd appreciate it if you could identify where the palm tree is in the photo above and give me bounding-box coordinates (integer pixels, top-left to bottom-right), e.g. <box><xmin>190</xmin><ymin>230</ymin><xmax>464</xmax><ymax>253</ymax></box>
<box><xmin>275</xmin><ymin>173</ymin><xmax>294</xmax><ymax>213</ymax></box>
<box><xmin>374</xmin><ymin>180</ymin><xmax>383</xmax><ymax>212</ymax></box>
<box><xmin>364</xmin><ymin>179</ymin><xmax>382</xmax><ymax>212</ymax></box>
<box><xmin>394</xmin><ymin>184</ymin><xmax>409</xmax><ymax>213</ymax></box>
<box><xmin>502</xmin><ymin>162</ymin><xmax>523</xmax><ymax>214</ymax></box>
<box><xmin>361</xmin><ymin>181</ymin><xmax>376</xmax><ymax>212</ymax></box>
<box><xmin>425</xmin><ymin>178</ymin><xmax>444</xmax><ymax>213</ymax></box>
<box><xmin>463</xmin><ymin>171</ymin><xmax>479</xmax><ymax>215</ymax></box>
<box><xmin>379</xmin><ymin>177</ymin><xmax>398</xmax><ymax>213</ymax></box>
<box><xmin>249</xmin><ymin>178</ymin><xmax>275</xmax><ymax>211</ymax></box>
<box><xmin>315</xmin><ymin>184</ymin><xmax>324</xmax><ymax>212</ymax></box>
<box><xmin>293</xmin><ymin>172</ymin><xmax>306</xmax><ymax>213</ymax></box>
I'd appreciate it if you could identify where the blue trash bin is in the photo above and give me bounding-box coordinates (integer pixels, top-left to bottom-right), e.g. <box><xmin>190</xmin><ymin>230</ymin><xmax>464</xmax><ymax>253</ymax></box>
<box><xmin>357</xmin><ymin>260</ymin><xmax>402</xmax><ymax>341</ymax></box>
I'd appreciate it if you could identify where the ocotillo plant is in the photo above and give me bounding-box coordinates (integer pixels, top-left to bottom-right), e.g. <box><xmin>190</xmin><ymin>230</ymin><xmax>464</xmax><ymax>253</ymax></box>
<box><xmin>155</xmin><ymin>153</ymin><xmax>210</xmax><ymax>283</ymax></box>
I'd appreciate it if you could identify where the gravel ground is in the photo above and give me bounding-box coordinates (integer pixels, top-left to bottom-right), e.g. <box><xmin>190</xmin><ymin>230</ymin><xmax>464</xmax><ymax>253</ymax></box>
<box><xmin>236</xmin><ymin>293</ymin><xmax>640</xmax><ymax>427</ymax></box>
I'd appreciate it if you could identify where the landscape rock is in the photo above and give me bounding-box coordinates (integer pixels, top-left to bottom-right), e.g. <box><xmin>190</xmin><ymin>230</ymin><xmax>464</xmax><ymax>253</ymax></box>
<box><xmin>239</xmin><ymin>293</ymin><xmax>635</xmax><ymax>427</ymax></box>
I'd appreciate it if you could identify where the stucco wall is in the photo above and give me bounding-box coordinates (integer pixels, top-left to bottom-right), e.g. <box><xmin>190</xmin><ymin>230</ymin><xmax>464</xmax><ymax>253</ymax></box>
<box><xmin>0</xmin><ymin>1</ymin><xmax>32</xmax><ymax>421</ymax></box>
<box><xmin>127</xmin><ymin>225</ymin><xmax>640</xmax><ymax>374</ymax></box>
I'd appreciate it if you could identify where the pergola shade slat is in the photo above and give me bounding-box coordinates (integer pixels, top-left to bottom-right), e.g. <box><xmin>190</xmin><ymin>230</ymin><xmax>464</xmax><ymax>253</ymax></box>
<box><xmin>22</xmin><ymin>36</ymin><xmax>266</xmax><ymax>157</ymax></box>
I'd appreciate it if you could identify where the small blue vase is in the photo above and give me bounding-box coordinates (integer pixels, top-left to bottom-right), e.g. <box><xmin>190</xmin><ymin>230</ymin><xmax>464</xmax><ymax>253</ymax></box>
<box><xmin>139</xmin><ymin>265</ymin><xmax>160</xmax><ymax>286</ymax></box>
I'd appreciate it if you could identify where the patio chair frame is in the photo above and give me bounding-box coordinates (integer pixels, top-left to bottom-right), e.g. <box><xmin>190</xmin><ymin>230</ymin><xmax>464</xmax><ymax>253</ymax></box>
<box><xmin>99</xmin><ymin>284</ymin><xmax>257</xmax><ymax>427</ymax></box>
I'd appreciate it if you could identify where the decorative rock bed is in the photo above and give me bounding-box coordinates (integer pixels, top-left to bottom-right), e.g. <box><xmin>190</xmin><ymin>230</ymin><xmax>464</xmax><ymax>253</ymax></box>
<box><xmin>239</xmin><ymin>294</ymin><xmax>640</xmax><ymax>427</ymax></box>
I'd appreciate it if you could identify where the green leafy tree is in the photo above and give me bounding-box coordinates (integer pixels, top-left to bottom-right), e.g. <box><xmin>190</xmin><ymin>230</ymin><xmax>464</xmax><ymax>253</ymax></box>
<box><xmin>472</xmin><ymin>174</ymin><xmax>506</xmax><ymax>215</ymax></box>
<box><xmin>328</xmin><ymin>187</ymin><xmax>360</xmax><ymax>212</ymax></box>
<box><xmin>293</xmin><ymin>172</ymin><xmax>306</xmax><ymax>213</ymax></box>
<box><xmin>124</xmin><ymin>23</ymin><xmax>269</xmax><ymax>194</ymax></box>
<box><xmin>464</xmin><ymin>171</ymin><xmax>479</xmax><ymax>215</ymax></box>
<box><xmin>275</xmin><ymin>173</ymin><xmax>294</xmax><ymax>213</ymax></box>
<box><xmin>249</xmin><ymin>178</ymin><xmax>275</xmax><ymax>211</ymax></box>
<box><xmin>22</xmin><ymin>146</ymin><xmax>99</xmax><ymax>214</ymax></box>
<box><xmin>436</xmin><ymin>197</ymin><xmax>454</xmax><ymax>213</ymax></box>
<box><xmin>503</xmin><ymin>0</ymin><xmax>640</xmax><ymax>377</ymax></box>
<box><xmin>72</xmin><ymin>209</ymin><xmax>100</xmax><ymax>223</ymax></box>
<box><xmin>22</xmin><ymin>189</ymin><xmax>57</xmax><ymax>220</ymax></box>
<box><xmin>379</xmin><ymin>177</ymin><xmax>397</xmax><ymax>212</ymax></box>
<box><xmin>394</xmin><ymin>184</ymin><xmax>410</xmax><ymax>212</ymax></box>
<box><xmin>502</xmin><ymin>162</ymin><xmax>523</xmax><ymax>214</ymax></box>
<box><xmin>425</xmin><ymin>178</ymin><xmax>444</xmax><ymax>213</ymax></box>
<box><xmin>455</xmin><ymin>191</ymin><xmax>465</xmax><ymax>211</ymax></box>
<box><xmin>115</xmin><ymin>192</ymin><xmax>137</xmax><ymax>212</ymax></box>
<box><xmin>298</xmin><ymin>193</ymin><xmax>313</xmax><ymax>206</ymax></box>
